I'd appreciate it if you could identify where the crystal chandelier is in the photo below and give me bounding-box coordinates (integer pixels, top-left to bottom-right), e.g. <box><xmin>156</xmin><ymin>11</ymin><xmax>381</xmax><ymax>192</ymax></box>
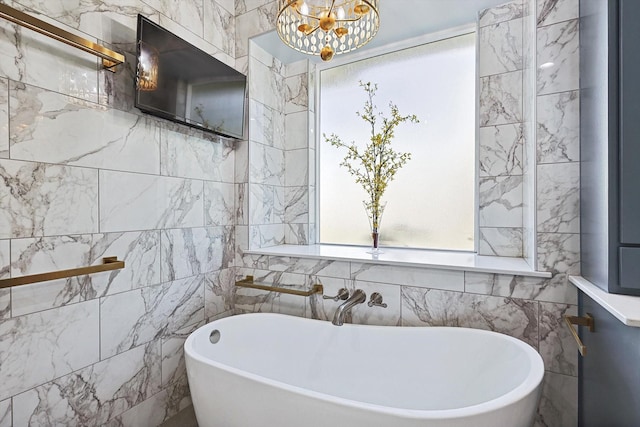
<box><xmin>276</xmin><ymin>0</ymin><xmax>380</xmax><ymax>62</ymax></box>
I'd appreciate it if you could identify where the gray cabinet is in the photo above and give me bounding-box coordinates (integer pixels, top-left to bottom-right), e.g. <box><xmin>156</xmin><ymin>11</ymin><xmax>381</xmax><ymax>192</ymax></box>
<box><xmin>581</xmin><ymin>0</ymin><xmax>640</xmax><ymax>295</ymax></box>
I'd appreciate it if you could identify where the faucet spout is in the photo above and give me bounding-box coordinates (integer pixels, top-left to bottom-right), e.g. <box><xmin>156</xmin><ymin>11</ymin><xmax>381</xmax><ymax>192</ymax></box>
<box><xmin>332</xmin><ymin>289</ymin><xmax>366</xmax><ymax>326</ymax></box>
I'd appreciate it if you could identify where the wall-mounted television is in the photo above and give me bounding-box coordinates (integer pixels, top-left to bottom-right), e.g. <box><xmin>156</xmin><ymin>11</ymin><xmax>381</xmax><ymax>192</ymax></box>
<box><xmin>135</xmin><ymin>15</ymin><xmax>246</xmax><ymax>140</ymax></box>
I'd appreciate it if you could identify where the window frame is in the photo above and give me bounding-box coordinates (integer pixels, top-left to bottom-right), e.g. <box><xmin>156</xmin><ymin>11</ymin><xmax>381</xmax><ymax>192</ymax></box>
<box><xmin>313</xmin><ymin>23</ymin><xmax>480</xmax><ymax>253</ymax></box>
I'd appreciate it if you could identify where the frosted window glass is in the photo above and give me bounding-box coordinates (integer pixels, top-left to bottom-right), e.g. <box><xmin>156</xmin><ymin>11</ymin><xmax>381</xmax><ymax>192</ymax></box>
<box><xmin>319</xmin><ymin>33</ymin><xmax>476</xmax><ymax>250</ymax></box>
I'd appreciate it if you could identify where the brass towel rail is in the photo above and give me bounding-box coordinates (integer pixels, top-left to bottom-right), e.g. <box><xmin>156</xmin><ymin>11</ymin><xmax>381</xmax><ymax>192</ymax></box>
<box><xmin>235</xmin><ymin>275</ymin><xmax>324</xmax><ymax>297</ymax></box>
<box><xmin>564</xmin><ymin>314</ymin><xmax>595</xmax><ymax>357</ymax></box>
<box><xmin>0</xmin><ymin>257</ymin><xmax>125</xmax><ymax>289</ymax></box>
<box><xmin>0</xmin><ymin>4</ymin><xmax>125</xmax><ymax>71</ymax></box>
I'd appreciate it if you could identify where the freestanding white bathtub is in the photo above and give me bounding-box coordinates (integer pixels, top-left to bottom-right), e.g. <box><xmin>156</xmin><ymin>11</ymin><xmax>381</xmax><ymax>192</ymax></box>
<box><xmin>185</xmin><ymin>313</ymin><xmax>544</xmax><ymax>427</ymax></box>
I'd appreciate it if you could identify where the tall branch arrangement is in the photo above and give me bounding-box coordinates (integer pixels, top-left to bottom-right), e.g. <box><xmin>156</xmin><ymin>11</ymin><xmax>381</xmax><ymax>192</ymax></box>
<box><xmin>324</xmin><ymin>81</ymin><xmax>419</xmax><ymax>237</ymax></box>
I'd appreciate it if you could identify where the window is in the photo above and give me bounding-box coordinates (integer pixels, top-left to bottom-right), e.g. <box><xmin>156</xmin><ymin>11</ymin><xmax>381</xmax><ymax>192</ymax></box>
<box><xmin>319</xmin><ymin>32</ymin><xmax>476</xmax><ymax>251</ymax></box>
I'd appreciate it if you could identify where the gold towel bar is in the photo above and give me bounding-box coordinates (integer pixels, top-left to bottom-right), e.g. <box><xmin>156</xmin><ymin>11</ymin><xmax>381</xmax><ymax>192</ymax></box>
<box><xmin>0</xmin><ymin>257</ymin><xmax>125</xmax><ymax>289</ymax></box>
<box><xmin>564</xmin><ymin>314</ymin><xmax>595</xmax><ymax>357</ymax></box>
<box><xmin>235</xmin><ymin>275</ymin><xmax>324</xmax><ymax>297</ymax></box>
<box><xmin>0</xmin><ymin>4</ymin><xmax>125</xmax><ymax>71</ymax></box>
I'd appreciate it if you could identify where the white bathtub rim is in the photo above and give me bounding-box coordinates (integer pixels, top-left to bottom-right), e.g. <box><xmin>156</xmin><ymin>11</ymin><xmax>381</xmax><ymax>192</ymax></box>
<box><xmin>185</xmin><ymin>313</ymin><xmax>544</xmax><ymax>420</ymax></box>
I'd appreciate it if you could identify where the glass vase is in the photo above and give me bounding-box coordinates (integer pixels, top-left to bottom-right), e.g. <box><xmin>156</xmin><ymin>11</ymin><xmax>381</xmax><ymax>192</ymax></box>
<box><xmin>367</xmin><ymin>229</ymin><xmax>383</xmax><ymax>255</ymax></box>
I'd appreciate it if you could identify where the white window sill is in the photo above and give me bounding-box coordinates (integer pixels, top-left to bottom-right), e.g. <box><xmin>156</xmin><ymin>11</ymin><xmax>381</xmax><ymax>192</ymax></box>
<box><xmin>245</xmin><ymin>244</ymin><xmax>551</xmax><ymax>278</ymax></box>
<box><xmin>569</xmin><ymin>275</ymin><xmax>640</xmax><ymax>327</ymax></box>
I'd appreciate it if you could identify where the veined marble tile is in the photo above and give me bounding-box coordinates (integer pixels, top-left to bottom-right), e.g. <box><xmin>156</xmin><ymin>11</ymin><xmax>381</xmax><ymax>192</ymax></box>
<box><xmin>235</xmin><ymin>138</ymin><xmax>249</xmax><ymax>183</ymax></box>
<box><xmin>535</xmin><ymin>372</ymin><xmax>578</xmax><ymax>427</ymax></box>
<box><xmin>0</xmin><ymin>239</ymin><xmax>8</xmax><ymax>319</ymax></box>
<box><xmin>480</xmin><ymin>71</ymin><xmax>523</xmax><ymax>126</ymax></box>
<box><xmin>537</xmin><ymin>162</ymin><xmax>580</xmax><ymax>233</ymax></box>
<box><xmin>479</xmin><ymin>124</ymin><xmax>523</xmax><ymax>177</ymax></box>
<box><xmin>285</xmin><ymin>148</ymin><xmax>308</xmax><ymax>187</ymax></box>
<box><xmin>162</xmin><ymin>321</ymin><xmax>203</xmax><ymax>387</ymax></box>
<box><xmin>249</xmin><ymin>224</ymin><xmax>285</xmax><ymax>249</ymax></box>
<box><xmin>285</xmin><ymin>223</ymin><xmax>309</xmax><ymax>245</ymax></box>
<box><xmin>235</xmin><ymin>0</ymin><xmax>273</xmax><ymax>15</ymax></box>
<box><xmin>536</xmin><ymin>232</ymin><xmax>580</xmax><ymax>304</ymax></box>
<box><xmin>249</xmin><ymin>99</ymin><xmax>273</xmax><ymax>146</ymax></box>
<box><xmin>285</xmin><ymin>110</ymin><xmax>309</xmax><ymax>150</ymax></box>
<box><xmin>268</xmin><ymin>257</ymin><xmax>350</xmax><ymax>279</ymax></box>
<box><xmin>235</xmin><ymin>183</ymin><xmax>248</xmax><ymax>226</ymax></box>
<box><xmin>100</xmin><ymin>276</ymin><xmax>205</xmax><ymax>358</ymax></box>
<box><xmin>236</xmin><ymin>3</ymin><xmax>278</xmax><ymax>57</ymax></box>
<box><xmin>479</xmin><ymin>19</ymin><xmax>523</xmax><ymax>77</ymax></box>
<box><xmin>13</xmin><ymin>340</ymin><xmax>162</xmax><ymax>427</ymax></box>
<box><xmin>0</xmin><ymin>159</ymin><xmax>98</xmax><ymax>238</ymax></box>
<box><xmin>204</xmin><ymin>182</ymin><xmax>235</xmax><ymax>226</ymax></box>
<box><xmin>161</xmin><ymin>226</ymin><xmax>234</xmax><ymax>282</ymax></box>
<box><xmin>479</xmin><ymin>175</ymin><xmax>523</xmax><ymax>227</ymax></box>
<box><xmin>351</xmin><ymin>263</ymin><xmax>464</xmax><ymax>292</ymax></box>
<box><xmin>205</xmin><ymin>268</ymin><xmax>236</xmax><ymax>319</ymax></box>
<box><xmin>0</xmin><ymin>399</ymin><xmax>9</xmax><ymax>427</ymax></box>
<box><xmin>141</xmin><ymin>0</ymin><xmax>204</xmax><ymax>37</ymax></box>
<box><xmin>161</xmin><ymin>125</ymin><xmax>234</xmax><ymax>181</ymax></box>
<box><xmin>537</xmin><ymin>19</ymin><xmax>579</xmax><ymax>96</ymax></box>
<box><xmin>99</xmin><ymin>171</ymin><xmax>204</xmax><ymax>232</ymax></box>
<box><xmin>464</xmin><ymin>272</ymin><xmax>573</xmax><ymax>305</ymax></box>
<box><xmin>204</xmin><ymin>0</ymin><xmax>235</xmax><ymax>57</ymax></box>
<box><xmin>0</xmin><ymin>13</ymin><xmax>99</xmax><ymax>102</ymax></box>
<box><xmin>249</xmin><ymin>143</ymin><xmax>285</xmax><ymax>186</ymax></box>
<box><xmin>248</xmin><ymin>53</ymin><xmax>285</xmax><ymax>113</ymax></box>
<box><xmin>539</xmin><ymin>302</ymin><xmax>578</xmax><ymax>376</ymax></box>
<box><xmin>537</xmin><ymin>0</ymin><xmax>579</xmax><ymax>27</ymax></box>
<box><xmin>107</xmin><ymin>388</ymin><xmax>184</xmax><ymax>427</ymax></box>
<box><xmin>285</xmin><ymin>73</ymin><xmax>308</xmax><ymax>114</ymax></box>
<box><xmin>537</xmin><ymin>90</ymin><xmax>580</xmax><ymax>163</ymax></box>
<box><xmin>234</xmin><ymin>269</ymin><xmax>306</xmax><ymax>317</ymax></box>
<box><xmin>285</xmin><ymin>186</ymin><xmax>309</xmax><ymax>224</ymax></box>
<box><xmin>0</xmin><ymin>78</ymin><xmax>7</xmax><ymax>159</ymax></box>
<box><xmin>99</xmin><ymin>49</ymin><xmax>137</xmax><ymax>112</ymax></box>
<box><xmin>249</xmin><ymin>183</ymin><xmax>285</xmax><ymax>225</ymax></box>
<box><xmin>479</xmin><ymin>0</ymin><xmax>524</xmax><ymax>27</ymax></box>
<box><xmin>401</xmin><ymin>286</ymin><xmax>539</xmax><ymax>348</ymax></box>
<box><xmin>10</xmin><ymin>81</ymin><xmax>160</xmax><ymax>174</ymax></box>
<box><xmin>478</xmin><ymin>227</ymin><xmax>523</xmax><ymax>257</ymax></box>
<box><xmin>0</xmin><ymin>300</ymin><xmax>100</xmax><ymax>401</ymax></box>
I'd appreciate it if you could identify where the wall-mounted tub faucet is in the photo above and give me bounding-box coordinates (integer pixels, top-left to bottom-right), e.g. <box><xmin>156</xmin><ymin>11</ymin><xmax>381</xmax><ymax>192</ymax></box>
<box><xmin>367</xmin><ymin>292</ymin><xmax>388</xmax><ymax>308</ymax></box>
<box><xmin>332</xmin><ymin>289</ymin><xmax>366</xmax><ymax>326</ymax></box>
<box><xmin>323</xmin><ymin>288</ymin><xmax>349</xmax><ymax>302</ymax></box>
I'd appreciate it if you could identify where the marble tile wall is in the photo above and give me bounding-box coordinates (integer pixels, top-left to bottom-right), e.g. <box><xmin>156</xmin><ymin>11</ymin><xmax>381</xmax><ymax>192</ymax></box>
<box><xmin>0</xmin><ymin>0</ymin><xmax>238</xmax><ymax>425</ymax></box>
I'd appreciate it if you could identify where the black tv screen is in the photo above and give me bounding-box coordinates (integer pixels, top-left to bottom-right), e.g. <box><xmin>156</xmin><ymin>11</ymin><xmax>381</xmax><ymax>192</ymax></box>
<box><xmin>135</xmin><ymin>15</ymin><xmax>246</xmax><ymax>140</ymax></box>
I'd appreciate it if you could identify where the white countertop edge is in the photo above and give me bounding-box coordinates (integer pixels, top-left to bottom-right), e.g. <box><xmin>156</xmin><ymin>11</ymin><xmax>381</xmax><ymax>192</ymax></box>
<box><xmin>569</xmin><ymin>275</ymin><xmax>640</xmax><ymax>327</ymax></box>
<box><xmin>245</xmin><ymin>244</ymin><xmax>551</xmax><ymax>278</ymax></box>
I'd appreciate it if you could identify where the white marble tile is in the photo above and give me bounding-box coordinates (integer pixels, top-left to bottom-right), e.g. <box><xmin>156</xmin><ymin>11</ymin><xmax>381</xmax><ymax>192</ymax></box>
<box><xmin>0</xmin><ymin>13</ymin><xmax>99</xmax><ymax>102</ymax></box>
<box><xmin>285</xmin><ymin>110</ymin><xmax>309</xmax><ymax>150</ymax></box>
<box><xmin>479</xmin><ymin>124</ymin><xmax>523</xmax><ymax>177</ymax></box>
<box><xmin>0</xmin><ymin>399</ymin><xmax>9</xmax><ymax>427</ymax></box>
<box><xmin>479</xmin><ymin>19</ymin><xmax>523</xmax><ymax>77</ymax></box>
<box><xmin>537</xmin><ymin>162</ymin><xmax>580</xmax><ymax>233</ymax></box>
<box><xmin>464</xmin><ymin>272</ymin><xmax>574</xmax><ymax>305</ymax></box>
<box><xmin>480</xmin><ymin>71</ymin><xmax>523</xmax><ymax>126</ymax></box>
<box><xmin>268</xmin><ymin>257</ymin><xmax>350</xmax><ymax>278</ymax></box>
<box><xmin>401</xmin><ymin>286</ymin><xmax>539</xmax><ymax>348</ymax></box>
<box><xmin>537</xmin><ymin>90</ymin><xmax>580</xmax><ymax>163</ymax></box>
<box><xmin>539</xmin><ymin>303</ymin><xmax>578</xmax><ymax>376</ymax></box>
<box><xmin>234</xmin><ymin>269</ymin><xmax>306</xmax><ymax>317</ymax></box>
<box><xmin>108</xmin><ymin>389</ymin><xmax>183</xmax><ymax>427</ymax></box>
<box><xmin>535</xmin><ymin>372</ymin><xmax>578</xmax><ymax>427</ymax></box>
<box><xmin>161</xmin><ymin>125</ymin><xmax>234</xmax><ymax>181</ymax></box>
<box><xmin>9</xmin><ymin>82</ymin><xmax>161</xmax><ymax>174</ymax></box>
<box><xmin>478</xmin><ymin>227</ymin><xmax>523</xmax><ymax>257</ymax></box>
<box><xmin>536</xmin><ymin>232</ymin><xmax>580</xmax><ymax>305</ymax></box>
<box><xmin>285</xmin><ymin>186</ymin><xmax>309</xmax><ymax>224</ymax></box>
<box><xmin>204</xmin><ymin>0</ymin><xmax>235</xmax><ymax>57</ymax></box>
<box><xmin>0</xmin><ymin>159</ymin><xmax>98</xmax><ymax>238</ymax></box>
<box><xmin>0</xmin><ymin>300</ymin><xmax>100</xmax><ymax>401</ymax></box>
<box><xmin>161</xmin><ymin>227</ymin><xmax>234</xmax><ymax>282</ymax></box>
<box><xmin>285</xmin><ymin>223</ymin><xmax>309</xmax><ymax>245</ymax></box>
<box><xmin>537</xmin><ymin>0</ymin><xmax>579</xmax><ymax>27</ymax></box>
<box><xmin>100</xmin><ymin>276</ymin><xmax>205</xmax><ymax>358</ymax></box>
<box><xmin>204</xmin><ymin>181</ymin><xmax>235</xmax><ymax>226</ymax></box>
<box><xmin>141</xmin><ymin>0</ymin><xmax>204</xmax><ymax>37</ymax></box>
<box><xmin>234</xmin><ymin>138</ymin><xmax>249</xmax><ymax>183</ymax></box>
<box><xmin>235</xmin><ymin>0</ymin><xmax>273</xmax><ymax>15</ymax></box>
<box><xmin>0</xmin><ymin>78</ymin><xmax>7</xmax><ymax>159</ymax></box>
<box><xmin>249</xmin><ymin>183</ymin><xmax>285</xmax><ymax>225</ymax></box>
<box><xmin>162</xmin><ymin>321</ymin><xmax>203</xmax><ymax>387</ymax></box>
<box><xmin>479</xmin><ymin>175</ymin><xmax>523</xmax><ymax>227</ymax></box>
<box><xmin>99</xmin><ymin>171</ymin><xmax>204</xmax><ymax>232</ymax></box>
<box><xmin>236</xmin><ymin>4</ymin><xmax>278</xmax><ymax>57</ymax></box>
<box><xmin>205</xmin><ymin>268</ymin><xmax>236</xmax><ymax>319</ymax></box>
<box><xmin>249</xmin><ymin>143</ymin><xmax>285</xmax><ymax>186</ymax></box>
<box><xmin>235</xmin><ymin>183</ymin><xmax>248</xmax><ymax>226</ymax></box>
<box><xmin>285</xmin><ymin>60</ymin><xmax>308</xmax><ymax>77</ymax></box>
<box><xmin>285</xmin><ymin>148</ymin><xmax>308</xmax><ymax>187</ymax></box>
<box><xmin>13</xmin><ymin>340</ymin><xmax>162</xmax><ymax>427</ymax></box>
<box><xmin>249</xmin><ymin>224</ymin><xmax>285</xmax><ymax>249</ymax></box>
<box><xmin>351</xmin><ymin>263</ymin><xmax>464</xmax><ymax>292</ymax></box>
<box><xmin>479</xmin><ymin>0</ymin><xmax>524</xmax><ymax>27</ymax></box>
<box><xmin>249</xmin><ymin>99</ymin><xmax>273</xmax><ymax>146</ymax></box>
<box><xmin>0</xmin><ymin>239</ymin><xmax>8</xmax><ymax>319</ymax></box>
<box><xmin>537</xmin><ymin>19</ymin><xmax>579</xmax><ymax>95</ymax></box>
<box><xmin>285</xmin><ymin>73</ymin><xmax>308</xmax><ymax>114</ymax></box>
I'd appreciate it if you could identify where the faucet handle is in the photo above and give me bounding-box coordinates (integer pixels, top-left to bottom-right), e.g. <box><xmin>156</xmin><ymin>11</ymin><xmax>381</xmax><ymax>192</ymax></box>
<box><xmin>367</xmin><ymin>292</ymin><xmax>388</xmax><ymax>308</ymax></box>
<box><xmin>323</xmin><ymin>288</ymin><xmax>350</xmax><ymax>302</ymax></box>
